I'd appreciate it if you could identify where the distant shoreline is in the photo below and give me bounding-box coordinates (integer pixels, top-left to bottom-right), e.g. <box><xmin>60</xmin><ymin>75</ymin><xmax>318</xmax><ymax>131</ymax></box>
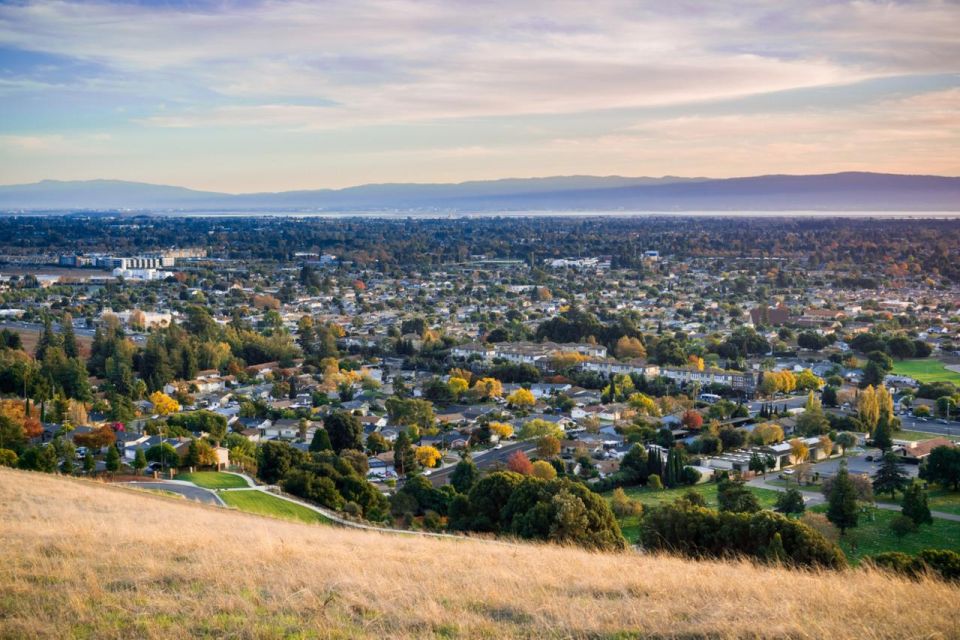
<box><xmin>2</xmin><ymin>210</ymin><xmax>960</xmax><ymax>219</ymax></box>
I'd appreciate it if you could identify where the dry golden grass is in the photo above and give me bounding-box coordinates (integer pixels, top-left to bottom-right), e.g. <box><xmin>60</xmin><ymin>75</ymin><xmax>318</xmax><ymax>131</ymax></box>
<box><xmin>1</xmin><ymin>468</ymin><xmax>958</xmax><ymax>640</ymax></box>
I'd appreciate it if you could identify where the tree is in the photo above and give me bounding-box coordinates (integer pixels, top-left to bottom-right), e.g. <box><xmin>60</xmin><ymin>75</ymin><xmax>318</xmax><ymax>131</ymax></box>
<box><xmin>519</xmin><ymin>419</ymin><xmax>563</xmax><ymax>441</ymax></box>
<box><xmin>506</xmin><ymin>450</ymin><xmax>533</xmax><ymax>475</ymax></box>
<box><xmin>531</xmin><ymin>460</ymin><xmax>557</xmax><ymax>480</ymax></box>
<box><xmin>889</xmin><ymin>514</ymin><xmax>917</xmax><ymax>541</ymax></box>
<box><xmin>680</xmin><ymin>409</ymin><xmax>703</xmax><ymax>431</ymax></box>
<box><xmin>797</xmin><ymin>392</ymin><xmax>830</xmax><ymax>436</ymax></box>
<box><xmin>872</xmin><ymin>415</ymin><xmax>894</xmax><ymax>453</ymax></box>
<box><xmin>614</xmin><ymin>336</ymin><xmax>646</xmax><ymax>359</ymax></box>
<box><xmin>873</xmin><ymin>452</ymin><xmax>908</xmax><ymax>499</ymax></box>
<box><xmin>471</xmin><ymin>377</ymin><xmax>503</xmax><ymax>400</ymax></box>
<box><xmin>775</xmin><ymin>488</ymin><xmax>806</xmax><ymax>516</ymax></box>
<box><xmin>506</xmin><ymin>388</ymin><xmax>536</xmax><ymax>409</ymax></box>
<box><xmin>536</xmin><ymin>434</ymin><xmax>561</xmax><ymax>459</ymax></box>
<box><xmin>610</xmin><ymin>487</ymin><xmax>643</xmax><ymax>517</ymax></box>
<box><xmin>185</xmin><ymin>439</ymin><xmax>217</xmax><ymax>468</ymax></box>
<box><xmin>717</xmin><ymin>476</ymin><xmax>761</xmax><ymax>513</ymax></box>
<box><xmin>835</xmin><ymin>432</ymin><xmax>857</xmax><ymax>456</ymax></box>
<box><xmin>619</xmin><ymin>444</ymin><xmax>648</xmax><ymax>482</ymax></box>
<box><xmin>323</xmin><ymin>411</ymin><xmax>364</xmax><ymax>453</ymax></box>
<box><xmin>748</xmin><ymin>451</ymin><xmax>768</xmax><ymax>476</ymax></box>
<box><xmin>826</xmin><ymin>461</ymin><xmax>859</xmax><ymax>535</ymax></box>
<box><xmin>789</xmin><ymin>438</ymin><xmax>809</xmax><ymax>466</ymax></box>
<box><xmin>919</xmin><ymin>445</ymin><xmax>960</xmax><ymax>490</ymax></box>
<box><xmin>0</xmin><ymin>447</ymin><xmax>17</xmax><ymax>467</ymax></box>
<box><xmin>132</xmin><ymin>448</ymin><xmax>147</xmax><ymax>474</ymax></box>
<box><xmin>450</xmin><ymin>456</ymin><xmax>479</xmax><ymax>493</ymax></box>
<box><xmin>647</xmin><ymin>474</ymin><xmax>663</xmax><ymax>489</ymax></box>
<box><xmin>415</xmin><ymin>445</ymin><xmax>442</xmax><ymax>469</ymax></box>
<box><xmin>310</xmin><ymin>428</ymin><xmax>333</xmax><ymax>452</ymax></box>
<box><xmin>365</xmin><ymin>432</ymin><xmax>388</xmax><ymax>455</ymax></box>
<box><xmin>257</xmin><ymin>441</ymin><xmax>304</xmax><ymax>484</ymax></box>
<box><xmin>488</xmin><ymin>421</ymin><xmax>514</xmax><ymax>440</ymax></box>
<box><xmin>447</xmin><ymin>376</ymin><xmax>469</xmax><ymax>398</ymax></box>
<box><xmin>61</xmin><ymin>313</ymin><xmax>80</xmax><ymax>359</ymax></box>
<box><xmin>83</xmin><ymin>450</ymin><xmax>95</xmax><ymax>474</ymax></box>
<box><xmin>149</xmin><ymin>391</ymin><xmax>180</xmax><ymax>417</ymax></box>
<box><xmin>105</xmin><ymin>445</ymin><xmax>121</xmax><ymax>475</ymax></box>
<box><xmin>857</xmin><ymin>385</ymin><xmax>880</xmax><ymax>434</ymax></box>
<box><xmin>900</xmin><ymin>480</ymin><xmax>933</xmax><ymax>527</ymax></box>
<box><xmin>393</xmin><ymin>431</ymin><xmax>418</xmax><ymax>477</ymax></box>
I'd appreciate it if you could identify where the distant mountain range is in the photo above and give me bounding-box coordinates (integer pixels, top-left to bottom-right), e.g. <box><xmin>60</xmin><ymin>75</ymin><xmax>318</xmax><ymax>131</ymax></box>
<box><xmin>0</xmin><ymin>172</ymin><xmax>957</xmax><ymax>212</ymax></box>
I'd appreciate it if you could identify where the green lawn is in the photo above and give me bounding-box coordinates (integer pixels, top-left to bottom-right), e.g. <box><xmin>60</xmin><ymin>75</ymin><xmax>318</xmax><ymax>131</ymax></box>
<box><xmin>893</xmin><ymin>430</ymin><xmax>946</xmax><ymax>442</ymax></box>
<box><xmin>892</xmin><ymin>359</ymin><xmax>960</xmax><ymax>385</ymax></box>
<box><xmin>175</xmin><ymin>472</ymin><xmax>248</xmax><ymax>489</ymax></box>
<box><xmin>811</xmin><ymin>504</ymin><xmax>960</xmax><ymax>563</ymax></box>
<box><xmin>875</xmin><ymin>487</ymin><xmax>960</xmax><ymax>517</ymax></box>
<box><xmin>219</xmin><ymin>491</ymin><xmax>331</xmax><ymax>525</ymax></box>
<box><xmin>608</xmin><ymin>483</ymin><xmax>782</xmax><ymax>543</ymax></box>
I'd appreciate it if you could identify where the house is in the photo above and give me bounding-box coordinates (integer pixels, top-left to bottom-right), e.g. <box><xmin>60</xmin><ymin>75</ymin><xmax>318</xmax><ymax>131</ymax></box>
<box><xmin>894</xmin><ymin>437</ymin><xmax>956</xmax><ymax>464</ymax></box>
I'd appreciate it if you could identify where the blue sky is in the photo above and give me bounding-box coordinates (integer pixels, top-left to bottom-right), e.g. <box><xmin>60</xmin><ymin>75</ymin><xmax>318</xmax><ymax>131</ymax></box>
<box><xmin>0</xmin><ymin>0</ymin><xmax>957</xmax><ymax>192</ymax></box>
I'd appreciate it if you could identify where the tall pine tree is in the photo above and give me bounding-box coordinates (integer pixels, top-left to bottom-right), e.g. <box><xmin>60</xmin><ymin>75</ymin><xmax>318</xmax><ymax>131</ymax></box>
<box><xmin>827</xmin><ymin>461</ymin><xmax>859</xmax><ymax>535</ymax></box>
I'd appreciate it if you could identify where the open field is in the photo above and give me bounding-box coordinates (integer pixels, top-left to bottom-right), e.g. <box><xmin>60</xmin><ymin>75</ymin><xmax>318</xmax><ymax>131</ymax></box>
<box><xmin>6</xmin><ymin>328</ymin><xmax>92</xmax><ymax>359</ymax></box>
<box><xmin>174</xmin><ymin>471</ymin><xmax>248</xmax><ymax>489</ymax></box>
<box><xmin>892</xmin><ymin>358</ymin><xmax>960</xmax><ymax>385</ymax></box>
<box><xmin>609</xmin><ymin>482</ymin><xmax>782</xmax><ymax>543</ymax></box>
<box><xmin>810</xmin><ymin>504</ymin><xmax>960</xmax><ymax>562</ymax></box>
<box><xmin>2</xmin><ymin>468</ymin><xmax>958</xmax><ymax>639</ymax></box>
<box><xmin>875</xmin><ymin>487</ymin><xmax>960</xmax><ymax>517</ymax></box>
<box><xmin>219</xmin><ymin>490</ymin><xmax>330</xmax><ymax>525</ymax></box>
<box><xmin>893</xmin><ymin>430</ymin><xmax>947</xmax><ymax>442</ymax></box>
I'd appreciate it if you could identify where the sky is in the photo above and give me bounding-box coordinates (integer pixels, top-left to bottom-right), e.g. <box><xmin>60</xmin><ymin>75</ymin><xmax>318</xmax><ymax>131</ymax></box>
<box><xmin>0</xmin><ymin>0</ymin><xmax>958</xmax><ymax>193</ymax></box>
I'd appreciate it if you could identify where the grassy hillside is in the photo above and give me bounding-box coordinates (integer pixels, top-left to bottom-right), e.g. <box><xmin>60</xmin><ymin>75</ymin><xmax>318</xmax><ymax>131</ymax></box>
<box><xmin>1</xmin><ymin>468</ymin><xmax>958</xmax><ymax>639</ymax></box>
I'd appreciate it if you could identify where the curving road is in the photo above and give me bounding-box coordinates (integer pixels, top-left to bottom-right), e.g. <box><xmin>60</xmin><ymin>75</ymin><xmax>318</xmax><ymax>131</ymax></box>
<box><xmin>124</xmin><ymin>481</ymin><xmax>224</xmax><ymax>506</ymax></box>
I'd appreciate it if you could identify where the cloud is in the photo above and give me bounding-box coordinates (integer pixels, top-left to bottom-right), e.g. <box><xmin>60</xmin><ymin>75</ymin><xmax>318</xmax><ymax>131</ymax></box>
<box><xmin>0</xmin><ymin>1</ymin><xmax>957</xmax><ymax>188</ymax></box>
<box><xmin>3</xmin><ymin>0</ymin><xmax>955</xmax><ymax>128</ymax></box>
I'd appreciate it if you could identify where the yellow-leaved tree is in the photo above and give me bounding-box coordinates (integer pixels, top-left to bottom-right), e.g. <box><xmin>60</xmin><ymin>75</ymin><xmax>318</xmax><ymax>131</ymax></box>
<box><xmin>149</xmin><ymin>391</ymin><xmax>180</xmax><ymax>416</ymax></box>
<box><xmin>489</xmin><ymin>422</ymin><xmax>514</xmax><ymax>440</ymax></box>
<box><xmin>506</xmin><ymin>388</ymin><xmax>535</xmax><ymax>408</ymax></box>
<box><xmin>415</xmin><ymin>445</ymin><xmax>442</xmax><ymax>469</ymax></box>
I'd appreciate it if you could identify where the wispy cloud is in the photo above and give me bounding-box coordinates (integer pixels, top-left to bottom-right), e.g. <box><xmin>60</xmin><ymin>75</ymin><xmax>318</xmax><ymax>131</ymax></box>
<box><xmin>0</xmin><ymin>0</ymin><xmax>957</xmax><ymax>189</ymax></box>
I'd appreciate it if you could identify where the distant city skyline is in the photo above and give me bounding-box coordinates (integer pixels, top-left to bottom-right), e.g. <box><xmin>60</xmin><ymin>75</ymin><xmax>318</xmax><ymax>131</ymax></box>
<box><xmin>0</xmin><ymin>0</ymin><xmax>958</xmax><ymax>193</ymax></box>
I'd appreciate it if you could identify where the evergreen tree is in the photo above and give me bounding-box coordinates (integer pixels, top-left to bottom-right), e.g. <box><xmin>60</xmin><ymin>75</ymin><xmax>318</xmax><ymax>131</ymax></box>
<box><xmin>35</xmin><ymin>315</ymin><xmax>60</xmax><ymax>361</ymax></box>
<box><xmin>717</xmin><ymin>476</ymin><xmax>761</xmax><ymax>513</ymax></box>
<box><xmin>774</xmin><ymin>487</ymin><xmax>806</xmax><ymax>516</ymax></box>
<box><xmin>393</xmin><ymin>430</ymin><xmax>418</xmax><ymax>477</ymax></box>
<box><xmin>872</xmin><ymin>452</ymin><xmax>908</xmax><ymax>499</ymax></box>
<box><xmin>645</xmin><ymin>446</ymin><xmax>663</xmax><ymax>482</ymax></box>
<box><xmin>61</xmin><ymin>313</ymin><xmax>79</xmax><ymax>359</ymax></box>
<box><xmin>450</xmin><ymin>455</ymin><xmax>479</xmax><ymax>493</ymax></box>
<box><xmin>105</xmin><ymin>445</ymin><xmax>121</xmax><ymax>474</ymax></box>
<box><xmin>664</xmin><ymin>446</ymin><xmax>684</xmax><ymax>488</ymax></box>
<box><xmin>309</xmin><ymin>428</ymin><xmax>333</xmax><ymax>452</ymax></box>
<box><xmin>83</xmin><ymin>450</ymin><xmax>95</xmax><ymax>474</ymax></box>
<box><xmin>133</xmin><ymin>448</ymin><xmax>147</xmax><ymax>474</ymax></box>
<box><xmin>900</xmin><ymin>480</ymin><xmax>933</xmax><ymax>526</ymax></box>
<box><xmin>324</xmin><ymin>411</ymin><xmax>364</xmax><ymax>453</ymax></box>
<box><xmin>872</xmin><ymin>414</ymin><xmax>894</xmax><ymax>452</ymax></box>
<box><xmin>827</xmin><ymin>461</ymin><xmax>859</xmax><ymax>535</ymax></box>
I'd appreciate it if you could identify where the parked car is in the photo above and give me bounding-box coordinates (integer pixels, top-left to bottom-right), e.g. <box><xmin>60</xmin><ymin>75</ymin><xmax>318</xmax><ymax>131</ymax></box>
<box><xmin>75</xmin><ymin>447</ymin><xmax>88</xmax><ymax>459</ymax></box>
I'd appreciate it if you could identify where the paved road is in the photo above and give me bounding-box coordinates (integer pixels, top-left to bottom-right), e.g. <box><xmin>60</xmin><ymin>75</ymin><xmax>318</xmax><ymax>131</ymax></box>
<box><xmin>0</xmin><ymin>320</ymin><xmax>147</xmax><ymax>344</ymax></box>
<box><xmin>826</xmin><ymin>406</ymin><xmax>960</xmax><ymax>438</ymax></box>
<box><xmin>428</xmin><ymin>440</ymin><xmax>537</xmax><ymax>486</ymax></box>
<box><xmin>747</xmin><ymin>476</ymin><xmax>960</xmax><ymax>522</ymax></box>
<box><xmin>747</xmin><ymin>394</ymin><xmax>809</xmax><ymax>413</ymax></box>
<box><xmin>124</xmin><ymin>481</ymin><xmax>224</xmax><ymax>506</ymax></box>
